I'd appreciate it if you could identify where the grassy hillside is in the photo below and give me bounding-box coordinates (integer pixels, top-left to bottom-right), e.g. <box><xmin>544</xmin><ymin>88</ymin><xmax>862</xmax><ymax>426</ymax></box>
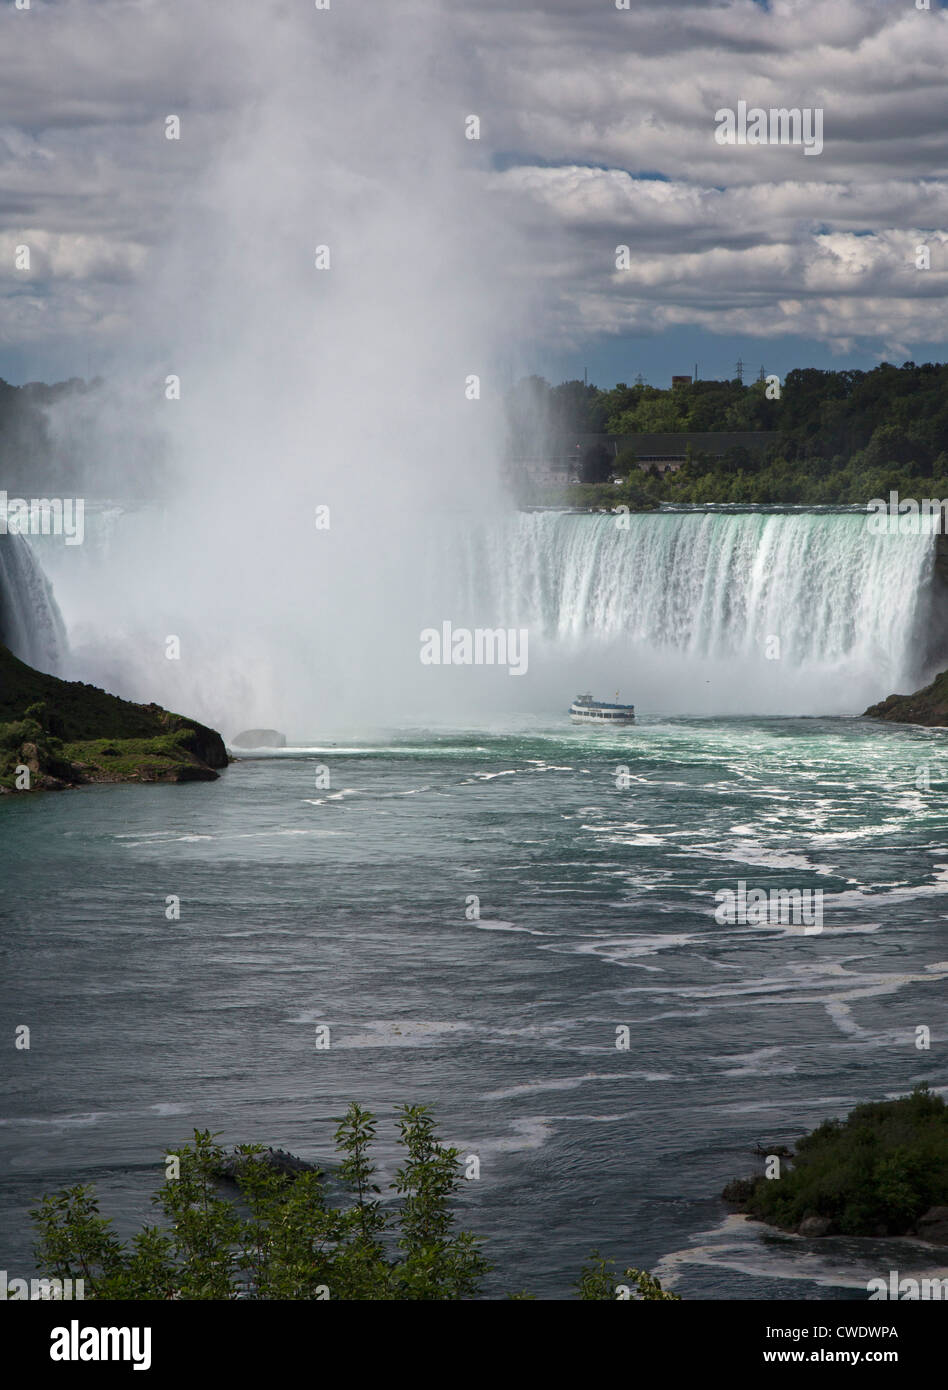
<box><xmin>0</xmin><ymin>644</ymin><xmax>228</xmax><ymax>791</ymax></box>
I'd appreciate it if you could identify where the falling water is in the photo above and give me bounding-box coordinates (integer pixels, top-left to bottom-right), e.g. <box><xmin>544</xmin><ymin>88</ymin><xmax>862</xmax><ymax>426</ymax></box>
<box><xmin>0</xmin><ymin>531</ymin><xmax>67</xmax><ymax>676</ymax></box>
<box><xmin>445</xmin><ymin>509</ymin><xmax>942</xmax><ymax>716</ymax></box>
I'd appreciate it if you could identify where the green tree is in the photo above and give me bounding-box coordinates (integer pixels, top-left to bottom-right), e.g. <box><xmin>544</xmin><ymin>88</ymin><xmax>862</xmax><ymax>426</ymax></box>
<box><xmin>32</xmin><ymin>1105</ymin><xmax>487</xmax><ymax>1301</ymax></box>
<box><xmin>576</xmin><ymin>1253</ymin><xmax>681</xmax><ymax>1301</ymax></box>
<box><xmin>725</xmin><ymin>1085</ymin><xmax>948</xmax><ymax>1237</ymax></box>
<box><xmin>29</xmin><ymin>1103</ymin><xmax>675</xmax><ymax>1301</ymax></box>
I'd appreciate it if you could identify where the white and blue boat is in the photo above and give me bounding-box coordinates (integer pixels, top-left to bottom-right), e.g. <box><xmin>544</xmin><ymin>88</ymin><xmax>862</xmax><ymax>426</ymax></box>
<box><xmin>569</xmin><ymin>692</ymin><xmax>635</xmax><ymax>724</ymax></box>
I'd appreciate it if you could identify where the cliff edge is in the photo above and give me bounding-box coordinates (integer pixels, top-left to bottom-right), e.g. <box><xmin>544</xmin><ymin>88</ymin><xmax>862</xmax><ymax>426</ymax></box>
<box><xmin>864</xmin><ymin>668</ymin><xmax>948</xmax><ymax>728</ymax></box>
<box><xmin>0</xmin><ymin>644</ymin><xmax>228</xmax><ymax>791</ymax></box>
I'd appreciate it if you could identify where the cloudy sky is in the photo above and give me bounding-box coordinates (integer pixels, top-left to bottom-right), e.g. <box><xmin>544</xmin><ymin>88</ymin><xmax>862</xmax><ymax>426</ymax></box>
<box><xmin>1</xmin><ymin>0</ymin><xmax>947</xmax><ymax>391</ymax></box>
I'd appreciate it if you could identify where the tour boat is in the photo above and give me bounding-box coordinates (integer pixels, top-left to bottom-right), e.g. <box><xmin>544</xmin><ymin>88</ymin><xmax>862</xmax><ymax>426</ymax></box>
<box><xmin>569</xmin><ymin>693</ymin><xmax>635</xmax><ymax>723</ymax></box>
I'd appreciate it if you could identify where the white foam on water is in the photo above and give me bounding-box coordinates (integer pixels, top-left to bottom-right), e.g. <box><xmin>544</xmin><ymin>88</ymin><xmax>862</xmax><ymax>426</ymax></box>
<box><xmin>714</xmin><ymin>1047</ymin><xmax>798</xmax><ymax>1078</ymax></box>
<box><xmin>474</xmin><ymin>919</ymin><xmax>552</xmax><ymax>936</ymax></box>
<box><xmin>652</xmin><ymin>1214</ymin><xmax>946</xmax><ymax>1292</ymax></box>
<box><xmin>284</xmin><ymin>1019</ymin><xmax>475</xmax><ymax>1049</ymax></box>
<box><xmin>470</xmin><ymin>1117</ymin><xmax>557</xmax><ymax>1156</ymax></box>
<box><xmin>482</xmin><ymin>1072</ymin><xmax>673</xmax><ymax>1100</ymax></box>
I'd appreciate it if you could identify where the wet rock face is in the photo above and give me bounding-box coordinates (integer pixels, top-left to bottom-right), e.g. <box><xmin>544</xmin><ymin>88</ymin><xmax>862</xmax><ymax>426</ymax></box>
<box><xmin>798</xmin><ymin>1215</ymin><xmax>833</xmax><ymax>1238</ymax></box>
<box><xmin>159</xmin><ymin>714</ymin><xmax>229</xmax><ymax>769</ymax></box>
<box><xmin>916</xmin><ymin>1206</ymin><xmax>948</xmax><ymax>1244</ymax></box>
<box><xmin>230</xmin><ymin>729</ymin><xmax>287</xmax><ymax>749</ymax></box>
<box><xmin>864</xmin><ymin>668</ymin><xmax>948</xmax><ymax>727</ymax></box>
<box><xmin>215</xmin><ymin>1147</ymin><xmax>317</xmax><ymax>1182</ymax></box>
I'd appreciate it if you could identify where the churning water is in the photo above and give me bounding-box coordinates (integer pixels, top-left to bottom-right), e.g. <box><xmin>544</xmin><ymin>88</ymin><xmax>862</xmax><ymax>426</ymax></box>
<box><xmin>1</xmin><ymin>716</ymin><xmax>947</xmax><ymax>1298</ymax></box>
<box><xmin>2</xmin><ymin>510</ymin><xmax>946</xmax><ymax>1298</ymax></box>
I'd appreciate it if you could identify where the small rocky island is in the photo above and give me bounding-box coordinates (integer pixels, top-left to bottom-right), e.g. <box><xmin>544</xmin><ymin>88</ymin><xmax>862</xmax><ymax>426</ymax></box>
<box><xmin>864</xmin><ymin>668</ymin><xmax>948</xmax><ymax>727</ymax></box>
<box><xmin>0</xmin><ymin>643</ymin><xmax>228</xmax><ymax>792</ymax></box>
<box><xmin>230</xmin><ymin>728</ymin><xmax>287</xmax><ymax>748</ymax></box>
<box><xmin>723</xmin><ymin>1087</ymin><xmax>948</xmax><ymax>1241</ymax></box>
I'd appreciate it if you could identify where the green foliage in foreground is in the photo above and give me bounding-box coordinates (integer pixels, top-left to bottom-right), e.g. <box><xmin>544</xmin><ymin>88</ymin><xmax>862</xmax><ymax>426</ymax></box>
<box><xmin>574</xmin><ymin>1254</ymin><xmax>680</xmax><ymax>1301</ymax></box>
<box><xmin>727</xmin><ymin>1086</ymin><xmax>948</xmax><ymax>1237</ymax></box>
<box><xmin>30</xmin><ymin>1103</ymin><xmax>678</xmax><ymax>1301</ymax></box>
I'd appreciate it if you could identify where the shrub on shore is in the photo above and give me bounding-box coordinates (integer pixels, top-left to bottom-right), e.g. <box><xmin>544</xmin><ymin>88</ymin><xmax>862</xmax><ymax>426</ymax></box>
<box><xmin>29</xmin><ymin>1103</ymin><xmax>678</xmax><ymax>1301</ymax></box>
<box><xmin>724</xmin><ymin>1085</ymin><xmax>948</xmax><ymax>1237</ymax></box>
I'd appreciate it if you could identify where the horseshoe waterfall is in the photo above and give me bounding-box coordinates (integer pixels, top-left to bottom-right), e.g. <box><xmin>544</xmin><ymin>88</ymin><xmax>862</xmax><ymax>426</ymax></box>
<box><xmin>449</xmin><ymin>510</ymin><xmax>943</xmax><ymax>716</ymax></box>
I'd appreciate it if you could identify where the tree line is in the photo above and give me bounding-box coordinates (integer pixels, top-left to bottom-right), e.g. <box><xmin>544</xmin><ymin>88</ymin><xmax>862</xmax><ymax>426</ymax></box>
<box><xmin>505</xmin><ymin>361</ymin><xmax>948</xmax><ymax>505</ymax></box>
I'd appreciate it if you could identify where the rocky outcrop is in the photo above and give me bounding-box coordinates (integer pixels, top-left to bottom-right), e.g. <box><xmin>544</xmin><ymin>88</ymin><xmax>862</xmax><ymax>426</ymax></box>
<box><xmin>155</xmin><ymin>712</ymin><xmax>228</xmax><ymax>769</ymax></box>
<box><xmin>215</xmin><ymin>1147</ymin><xmax>318</xmax><ymax>1183</ymax></box>
<box><xmin>797</xmin><ymin>1215</ymin><xmax>833</xmax><ymax>1238</ymax></box>
<box><xmin>790</xmin><ymin>1208</ymin><xmax>948</xmax><ymax>1242</ymax></box>
<box><xmin>1</xmin><ymin>718</ymin><xmax>82</xmax><ymax>790</ymax></box>
<box><xmin>0</xmin><ymin>644</ymin><xmax>229</xmax><ymax>791</ymax></box>
<box><xmin>864</xmin><ymin>669</ymin><xmax>948</xmax><ymax>727</ymax></box>
<box><xmin>721</xmin><ymin>1088</ymin><xmax>948</xmax><ymax>1239</ymax></box>
<box><xmin>915</xmin><ymin>1206</ymin><xmax>948</xmax><ymax>1245</ymax></box>
<box><xmin>230</xmin><ymin>728</ymin><xmax>287</xmax><ymax>749</ymax></box>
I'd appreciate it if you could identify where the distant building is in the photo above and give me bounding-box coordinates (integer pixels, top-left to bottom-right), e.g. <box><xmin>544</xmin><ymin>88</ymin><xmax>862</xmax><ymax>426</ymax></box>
<box><xmin>637</xmin><ymin>458</ymin><xmax>684</xmax><ymax>474</ymax></box>
<box><xmin>512</xmin><ymin>430</ymin><xmax>778</xmax><ymax>488</ymax></box>
<box><xmin>671</xmin><ymin>375</ymin><xmax>693</xmax><ymax>388</ymax></box>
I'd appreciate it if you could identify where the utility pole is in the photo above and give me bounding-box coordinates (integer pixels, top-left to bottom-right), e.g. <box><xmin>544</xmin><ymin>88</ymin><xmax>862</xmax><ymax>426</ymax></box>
<box><xmin>735</xmin><ymin>357</ymin><xmax>744</xmax><ymax>383</ymax></box>
<box><xmin>635</xmin><ymin>372</ymin><xmax>645</xmax><ymax>387</ymax></box>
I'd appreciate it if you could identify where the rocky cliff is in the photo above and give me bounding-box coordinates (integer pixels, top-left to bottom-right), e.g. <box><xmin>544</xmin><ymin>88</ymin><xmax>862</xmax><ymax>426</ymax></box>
<box><xmin>864</xmin><ymin>668</ymin><xmax>948</xmax><ymax>728</ymax></box>
<box><xmin>0</xmin><ymin>644</ymin><xmax>228</xmax><ymax>791</ymax></box>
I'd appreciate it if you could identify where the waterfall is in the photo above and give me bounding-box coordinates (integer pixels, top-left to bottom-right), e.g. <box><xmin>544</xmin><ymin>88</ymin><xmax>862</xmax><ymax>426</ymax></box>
<box><xmin>447</xmin><ymin>509</ymin><xmax>944</xmax><ymax>715</ymax></box>
<box><xmin>7</xmin><ymin>505</ymin><xmax>939</xmax><ymax>722</ymax></box>
<box><xmin>0</xmin><ymin>530</ymin><xmax>68</xmax><ymax>676</ymax></box>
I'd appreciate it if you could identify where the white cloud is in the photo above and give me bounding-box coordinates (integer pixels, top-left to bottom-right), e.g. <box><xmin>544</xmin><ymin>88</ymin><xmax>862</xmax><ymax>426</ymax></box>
<box><xmin>0</xmin><ymin>0</ymin><xmax>946</xmax><ymax>365</ymax></box>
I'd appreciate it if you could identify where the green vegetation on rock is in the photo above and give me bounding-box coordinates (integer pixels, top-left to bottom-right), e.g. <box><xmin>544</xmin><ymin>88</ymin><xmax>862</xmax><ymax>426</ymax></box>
<box><xmin>0</xmin><ymin>644</ymin><xmax>227</xmax><ymax>791</ymax></box>
<box><xmin>723</xmin><ymin>1086</ymin><xmax>948</xmax><ymax>1238</ymax></box>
